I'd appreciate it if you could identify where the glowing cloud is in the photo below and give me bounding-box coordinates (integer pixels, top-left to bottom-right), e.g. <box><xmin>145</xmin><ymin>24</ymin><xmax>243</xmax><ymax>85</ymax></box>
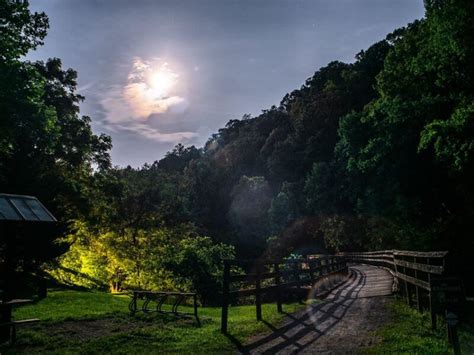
<box><xmin>100</xmin><ymin>57</ymin><xmax>195</xmax><ymax>142</ymax></box>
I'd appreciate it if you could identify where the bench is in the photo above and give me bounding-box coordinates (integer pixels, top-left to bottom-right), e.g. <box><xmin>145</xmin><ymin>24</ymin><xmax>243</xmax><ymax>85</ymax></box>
<box><xmin>129</xmin><ymin>291</ymin><xmax>200</xmax><ymax>326</ymax></box>
<box><xmin>0</xmin><ymin>318</ymin><xmax>40</xmax><ymax>342</ymax></box>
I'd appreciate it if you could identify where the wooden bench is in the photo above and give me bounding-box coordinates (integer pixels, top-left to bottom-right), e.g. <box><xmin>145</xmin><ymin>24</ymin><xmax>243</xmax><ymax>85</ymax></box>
<box><xmin>0</xmin><ymin>318</ymin><xmax>40</xmax><ymax>342</ymax></box>
<box><xmin>129</xmin><ymin>290</ymin><xmax>200</xmax><ymax>326</ymax></box>
<box><xmin>0</xmin><ymin>298</ymin><xmax>38</xmax><ymax>343</ymax></box>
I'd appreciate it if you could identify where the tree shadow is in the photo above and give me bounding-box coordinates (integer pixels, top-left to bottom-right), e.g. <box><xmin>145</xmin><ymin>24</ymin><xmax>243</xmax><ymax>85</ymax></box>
<box><xmin>224</xmin><ymin>267</ymin><xmax>367</xmax><ymax>354</ymax></box>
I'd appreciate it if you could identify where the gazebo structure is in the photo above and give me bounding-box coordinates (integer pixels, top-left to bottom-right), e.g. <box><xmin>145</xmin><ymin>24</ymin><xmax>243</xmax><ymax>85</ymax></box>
<box><xmin>0</xmin><ymin>193</ymin><xmax>57</xmax><ymax>342</ymax></box>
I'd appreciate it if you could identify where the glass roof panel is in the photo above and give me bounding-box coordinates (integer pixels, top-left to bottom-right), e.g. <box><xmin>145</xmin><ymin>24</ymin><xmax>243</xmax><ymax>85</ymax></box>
<box><xmin>0</xmin><ymin>194</ymin><xmax>57</xmax><ymax>222</ymax></box>
<box><xmin>25</xmin><ymin>199</ymin><xmax>55</xmax><ymax>222</ymax></box>
<box><xmin>11</xmin><ymin>198</ymin><xmax>40</xmax><ymax>221</ymax></box>
<box><xmin>0</xmin><ymin>198</ymin><xmax>21</xmax><ymax>220</ymax></box>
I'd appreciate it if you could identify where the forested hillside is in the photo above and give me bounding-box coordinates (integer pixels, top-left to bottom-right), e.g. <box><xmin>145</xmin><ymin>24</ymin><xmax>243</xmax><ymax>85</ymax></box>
<box><xmin>2</xmin><ymin>0</ymin><xmax>473</xmax><ymax>296</ymax></box>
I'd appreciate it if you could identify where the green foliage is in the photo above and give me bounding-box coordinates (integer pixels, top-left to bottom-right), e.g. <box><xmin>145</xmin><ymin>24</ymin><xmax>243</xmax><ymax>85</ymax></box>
<box><xmin>0</xmin><ymin>4</ymin><xmax>111</xmax><ymax>220</ymax></box>
<box><xmin>268</xmin><ymin>191</ymin><xmax>292</xmax><ymax>233</ymax></box>
<box><xmin>336</xmin><ymin>0</ymin><xmax>474</xmax><ymax>255</ymax></box>
<box><xmin>419</xmin><ymin>102</ymin><xmax>474</xmax><ymax>171</ymax></box>
<box><xmin>228</xmin><ymin>176</ymin><xmax>272</xmax><ymax>255</ymax></box>
<box><xmin>0</xmin><ymin>1</ymin><xmax>111</xmax><ymax>284</ymax></box>
<box><xmin>0</xmin><ymin>0</ymin><xmax>48</xmax><ymax>61</ymax></box>
<box><xmin>50</xmin><ymin>222</ymin><xmax>235</xmax><ymax>304</ymax></box>
<box><xmin>163</xmin><ymin>236</ymin><xmax>235</xmax><ymax>305</ymax></box>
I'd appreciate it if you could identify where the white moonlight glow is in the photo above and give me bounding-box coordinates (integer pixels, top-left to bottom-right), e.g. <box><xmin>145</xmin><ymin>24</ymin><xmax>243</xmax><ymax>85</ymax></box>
<box><xmin>149</xmin><ymin>69</ymin><xmax>177</xmax><ymax>98</ymax></box>
<box><xmin>117</xmin><ymin>58</ymin><xmax>187</xmax><ymax>120</ymax></box>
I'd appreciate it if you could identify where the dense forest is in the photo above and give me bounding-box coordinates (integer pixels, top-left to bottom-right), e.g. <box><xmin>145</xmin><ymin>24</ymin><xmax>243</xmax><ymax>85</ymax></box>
<box><xmin>1</xmin><ymin>0</ymin><xmax>473</xmax><ymax>300</ymax></box>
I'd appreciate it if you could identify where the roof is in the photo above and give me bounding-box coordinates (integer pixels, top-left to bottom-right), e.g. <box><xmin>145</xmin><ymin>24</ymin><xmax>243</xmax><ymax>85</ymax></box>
<box><xmin>0</xmin><ymin>194</ymin><xmax>57</xmax><ymax>222</ymax></box>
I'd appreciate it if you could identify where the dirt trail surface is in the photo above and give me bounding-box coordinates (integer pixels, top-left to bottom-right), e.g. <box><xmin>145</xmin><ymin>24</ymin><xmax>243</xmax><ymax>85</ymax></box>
<box><xmin>244</xmin><ymin>264</ymin><xmax>394</xmax><ymax>354</ymax></box>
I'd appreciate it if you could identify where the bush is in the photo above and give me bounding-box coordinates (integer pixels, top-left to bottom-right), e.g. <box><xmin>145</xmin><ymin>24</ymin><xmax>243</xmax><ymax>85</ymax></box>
<box><xmin>163</xmin><ymin>236</ymin><xmax>235</xmax><ymax>306</ymax></box>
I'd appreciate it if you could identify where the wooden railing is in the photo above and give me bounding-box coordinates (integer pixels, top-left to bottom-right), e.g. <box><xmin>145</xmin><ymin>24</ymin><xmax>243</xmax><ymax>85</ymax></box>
<box><xmin>220</xmin><ymin>255</ymin><xmax>348</xmax><ymax>333</ymax></box>
<box><xmin>339</xmin><ymin>250</ymin><xmax>449</xmax><ymax>327</ymax></box>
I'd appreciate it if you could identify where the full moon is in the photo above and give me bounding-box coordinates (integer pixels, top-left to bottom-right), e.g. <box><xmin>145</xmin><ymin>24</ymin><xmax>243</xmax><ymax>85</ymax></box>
<box><xmin>148</xmin><ymin>67</ymin><xmax>177</xmax><ymax>98</ymax></box>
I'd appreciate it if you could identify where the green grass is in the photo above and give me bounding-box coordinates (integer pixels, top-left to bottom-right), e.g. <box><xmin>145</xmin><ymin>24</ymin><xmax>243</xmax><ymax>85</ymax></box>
<box><xmin>2</xmin><ymin>290</ymin><xmax>303</xmax><ymax>354</ymax></box>
<box><xmin>13</xmin><ymin>291</ymin><xmax>131</xmax><ymax>321</ymax></box>
<box><xmin>370</xmin><ymin>299</ymin><xmax>474</xmax><ymax>354</ymax></box>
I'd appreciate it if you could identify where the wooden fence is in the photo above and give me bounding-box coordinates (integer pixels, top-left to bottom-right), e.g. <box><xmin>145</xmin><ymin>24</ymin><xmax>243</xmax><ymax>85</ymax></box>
<box><xmin>339</xmin><ymin>250</ymin><xmax>450</xmax><ymax>328</ymax></box>
<box><xmin>221</xmin><ymin>255</ymin><xmax>347</xmax><ymax>333</ymax></box>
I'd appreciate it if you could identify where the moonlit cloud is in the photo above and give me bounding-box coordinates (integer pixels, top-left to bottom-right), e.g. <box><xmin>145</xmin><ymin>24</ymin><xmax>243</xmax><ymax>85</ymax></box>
<box><xmin>110</xmin><ymin>123</ymin><xmax>196</xmax><ymax>143</ymax></box>
<box><xmin>100</xmin><ymin>57</ymin><xmax>195</xmax><ymax>142</ymax></box>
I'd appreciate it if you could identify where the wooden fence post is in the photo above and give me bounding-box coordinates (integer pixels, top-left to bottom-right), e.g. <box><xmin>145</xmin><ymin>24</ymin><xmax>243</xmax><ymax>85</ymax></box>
<box><xmin>275</xmin><ymin>263</ymin><xmax>282</xmax><ymax>313</ymax></box>
<box><xmin>429</xmin><ymin>290</ymin><xmax>437</xmax><ymax>330</ymax></box>
<box><xmin>427</xmin><ymin>258</ymin><xmax>437</xmax><ymax>329</ymax></box>
<box><xmin>414</xmin><ymin>257</ymin><xmax>422</xmax><ymax>312</ymax></box>
<box><xmin>255</xmin><ymin>263</ymin><xmax>262</xmax><ymax>321</ymax></box>
<box><xmin>308</xmin><ymin>258</ymin><xmax>315</xmax><ymax>284</ymax></box>
<box><xmin>221</xmin><ymin>260</ymin><xmax>230</xmax><ymax>333</ymax></box>
<box><xmin>315</xmin><ymin>258</ymin><xmax>321</xmax><ymax>277</ymax></box>
<box><xmin>193</xmin><ymin>294</ymin><xmax>201</xmax><ymax>327</ymax></box>
<box><xmin>393</xmin><ymin>252</ymin><xmax>399</xmax><ymax>292</ymax></box>
<box><xmin>401</xmin><ymin>256</ymin><xmax>412</xmax><ymax>306</ymax></box>
<box><xmin>294</xmin><ymin>261</ymin><xmax>301</xmax><ymax>291</ymax></box>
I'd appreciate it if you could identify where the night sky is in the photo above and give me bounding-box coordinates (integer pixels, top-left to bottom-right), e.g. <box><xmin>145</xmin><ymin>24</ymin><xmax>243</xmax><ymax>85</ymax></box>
<box><xmin>28</xmin><ymin>0</ymin><xmax>425</xmax><ymax>167</ymax></box>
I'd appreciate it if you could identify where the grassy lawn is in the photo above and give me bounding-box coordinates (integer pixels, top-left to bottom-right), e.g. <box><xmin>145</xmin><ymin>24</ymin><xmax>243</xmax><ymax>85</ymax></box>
<box><xmin>371</xmin><ymin>299</ymin><xmax>474</xmax><ymax>354</ymax></box>
<box><xmin>1</xmin><ymin>290</ymin><xmax>303</xmax><ymax>354</ymax></box>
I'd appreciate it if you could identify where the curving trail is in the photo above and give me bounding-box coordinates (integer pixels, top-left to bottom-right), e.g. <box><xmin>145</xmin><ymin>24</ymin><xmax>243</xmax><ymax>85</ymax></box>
<box><xmin>245</xmin><ymin>264</ymin><xmax>394</xmax><ymax>354</ymax></box>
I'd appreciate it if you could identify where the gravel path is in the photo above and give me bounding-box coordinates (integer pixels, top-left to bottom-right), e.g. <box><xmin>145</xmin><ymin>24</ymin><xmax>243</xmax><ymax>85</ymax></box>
<box><xmin>244</xmin><ymin>265</ymin><xmax>394</xmax><ymax>354</ymax></box>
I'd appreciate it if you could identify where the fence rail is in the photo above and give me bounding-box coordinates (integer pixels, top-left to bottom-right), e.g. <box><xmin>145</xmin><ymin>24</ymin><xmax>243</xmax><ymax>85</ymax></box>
<box><xmin>221</xmin><ymin>255</ymin><xmax>348</xmax><ymax>333</ymax></box>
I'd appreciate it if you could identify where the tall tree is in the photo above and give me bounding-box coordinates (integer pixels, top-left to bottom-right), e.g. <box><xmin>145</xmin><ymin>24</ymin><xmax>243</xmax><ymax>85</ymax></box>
<box><xmin>0</xmin><ymin>0</ymin><xmax>112</xmax><ymax>286</ymax></box>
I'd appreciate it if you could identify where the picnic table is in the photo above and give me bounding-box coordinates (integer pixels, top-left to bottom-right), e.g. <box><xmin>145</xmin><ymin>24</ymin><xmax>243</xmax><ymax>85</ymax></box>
<box><xmin>0</xmin><ymin>299</ymin><xmax>39</xmax><ymax>343</ymax></box>
<box><xmin>129</xmin><ymin>290</ymin><xmax>200</xmax><ymax>326</ymax></box>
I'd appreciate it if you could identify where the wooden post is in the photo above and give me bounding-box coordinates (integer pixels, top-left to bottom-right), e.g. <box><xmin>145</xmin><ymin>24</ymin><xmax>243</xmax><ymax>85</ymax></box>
<box><xmin>427</xmin><ymin>258</ymin><xmax>437</xmax><ymax>329</ymax></box>
<box><xmin>414</xmin><ymin>257</ymin><xmax>422</xmax><ymax>312</ymax></box>
<box><xmin>315</xmin><ymin>258</ymin><xmax>321</xmax><ymax>277</ymax></box>
<box><xmin>401</xmin><ymin>256</ymin><xmax>412</xmax><ymax>306</ymax></box>
<box><xmin>407</xmin><ymin>283</ymin><xmax>413</xmax><ymax>307</ymax></box>
<box><xmin>295</xmin><ymin>261</ymin><xmax>301</xmax><ymax>291</ymax></box>
<box><xmin>393</xmin><ymin>252</ymin><xmax>399</xmax><ymax>294</ymax></box>
<box><xmin>255</xmin><ymin>264</ymin><xmax>262</xmax><ymax>321</ymax></box>
<box><xmin>38</xmin><ymin>277</ymin><xmax>47</xmax><ymax>300</ymax></box>
<box><xmin>275</xmin><ymin>263</ymin><xmax>282</xmax><ymax>313</ymax></box>
<box><xmin>193</xmin><ymin>294</ymin><xmax>201</xmax><ymax>327</ymax></box>
<box><xmin>308</xmin><ymin>258</ymin><xmax>315</xmax><ymax>284</ymax></box>
<box><xmin>429</xmin><ymin>292</ymin><xmax>437</xmax><ymax>330</ymax></box>
<box><xmin>0</xmin><ymin>305</ymin><xmax>12</xmax><ymax>343</ymax></box>
<box><xmin>221</xmin><ymin>260</ymin><xmax>230</xmax><ymax>333</ymax></box>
